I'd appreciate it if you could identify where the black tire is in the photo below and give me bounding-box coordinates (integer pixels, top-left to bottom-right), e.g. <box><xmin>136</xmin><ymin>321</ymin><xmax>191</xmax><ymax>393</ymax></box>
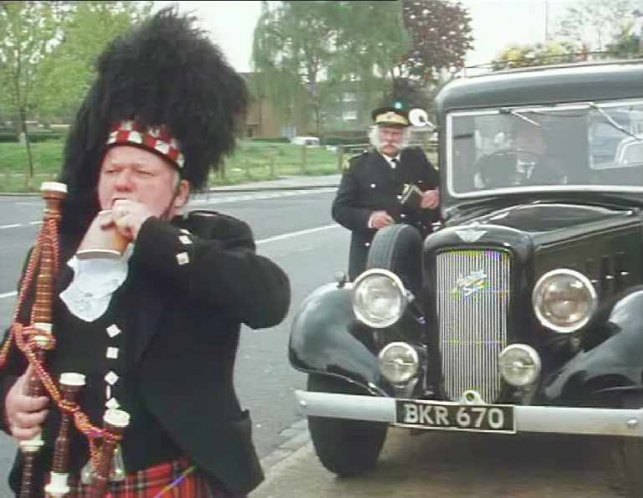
<box><xmin>613</xmin><ymin>392</ymin><xmax>643</xmax><ymax>497</ymax></box>
<box><xmin>307</xmin><ymin>374</ymin><xmax>388</xmax><ymax>477</ymax></box>
<box><xmin>366</xmin><ymin>224</ymin><xmax>423</xmax><ymax>297</ymax></box>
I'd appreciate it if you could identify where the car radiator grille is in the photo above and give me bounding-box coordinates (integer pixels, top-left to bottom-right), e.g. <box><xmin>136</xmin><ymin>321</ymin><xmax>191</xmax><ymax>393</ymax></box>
<box><xmin>436</xmin><ymin>249</ymin><xmax>511</xmax><ymax>403</ymax></box>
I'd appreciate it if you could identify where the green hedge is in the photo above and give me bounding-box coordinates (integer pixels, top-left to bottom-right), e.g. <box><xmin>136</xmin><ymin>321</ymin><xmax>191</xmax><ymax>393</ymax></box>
<box><xmin>322</xmin><ymin>136</ymin><xmax>368</xmax><ymax>146</ymax></box>
<box><xmin>248</xmin><ymin>137</ymin><xmax>290</xmax><ymax>143</ymax></box>
<box><xmin>0</xmin><ymin>131</ymin><xmax>67</xmax><ymax>143</ymax></box>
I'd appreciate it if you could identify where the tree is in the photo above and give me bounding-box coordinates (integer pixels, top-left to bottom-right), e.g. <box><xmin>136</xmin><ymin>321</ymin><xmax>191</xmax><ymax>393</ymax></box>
<box><xmin>253</xmin><ymin>1</ymin><xmax>339</xmax><ymax>136</ymax></box>
<box><xmin>253</xmin><ymin>1</ymin><xmax>408</xmax><ymax>135</ymax></box>
<box><xmin>0</xmin><ymin>1</ymin><xmax>151</xmax><ymax>182</ymax></box>
<box><xmin>397</xmin><ymin>0</ymin><xmax>473</xmax><ymax>83</ymax></box>
<box><xmin>607</xmin><ymin>30</ymin><xmax>643</xmax><ymax>58</ymax></box>
<box><xmin>0</xmin><ymin>1</ymin><xmax>61</xmax><ymax>178</ymax></box>
<box><xmin>36</xmin><ymin>1</ymin><xmax>152</xmax><ymax>122</ymax></box>
<box><xmin>251</xmin><ymin>0</ymin><xmax>473</xmax><ymax>134</ymax></box>
<box><xmin>331</xmin><ymin>1</ymin><xmax>409</xmax><ymax>116</ymax></box>
<box><xmin>605</xmin><ymin>10</ymin><xmax>643</xmax><ymax>58</ymax></box>
<box><xmin>555</xmin><ymin>0</ymin><xmax>642</xmax><ymax>52</ymax></box>
<box><xmin>382</xmin><ymin>0</ymin><xmax>473</xmax><ymax>115</ymax></box>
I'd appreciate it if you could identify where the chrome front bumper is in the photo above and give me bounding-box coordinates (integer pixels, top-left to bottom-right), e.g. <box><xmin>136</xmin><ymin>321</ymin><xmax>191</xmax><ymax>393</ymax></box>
<box><xmin>295</xmin><ymin>390</ymin><xmax>643</xmax><ymax>438</ymax></box>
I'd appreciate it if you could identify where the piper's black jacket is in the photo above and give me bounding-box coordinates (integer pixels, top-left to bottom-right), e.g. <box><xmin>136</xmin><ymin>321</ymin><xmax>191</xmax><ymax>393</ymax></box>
<box><xmin>0</xmin><ymin>210</ymin><xmax>291</xmax><ymax>496</ymax></box>
<box><xmin>331</xmin><ymin>147</ymin><xmax>440</xmax><ymax>279</ymax></box>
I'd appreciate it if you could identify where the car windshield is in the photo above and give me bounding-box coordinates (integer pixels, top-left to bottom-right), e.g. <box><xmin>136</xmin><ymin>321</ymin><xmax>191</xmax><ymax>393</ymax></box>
<box><xmin>447</xmin><ymin>98</ymin><xmax>643</xmax><ymax>198</ymax></box>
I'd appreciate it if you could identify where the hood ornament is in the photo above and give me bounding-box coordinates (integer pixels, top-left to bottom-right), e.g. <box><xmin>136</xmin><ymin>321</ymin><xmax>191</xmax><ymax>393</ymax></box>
<box><xmin>455</xmin><ymin>229</ymin><xmax>487</xmax><ymax>243</ymax></box>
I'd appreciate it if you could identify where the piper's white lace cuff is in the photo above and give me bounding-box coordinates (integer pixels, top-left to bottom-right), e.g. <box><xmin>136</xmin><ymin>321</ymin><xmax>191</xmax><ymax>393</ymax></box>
<box><xmin>60</xmin><ymin>246</ymin><xmax>133</xmax><ymax>322</ymax></box>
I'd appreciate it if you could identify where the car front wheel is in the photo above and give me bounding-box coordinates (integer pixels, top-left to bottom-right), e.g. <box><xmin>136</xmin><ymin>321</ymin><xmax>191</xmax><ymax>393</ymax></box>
<box><xmin>306</xmin><ymin>374</ymin><xmax>388</xmax><ymax>477</ymax></box>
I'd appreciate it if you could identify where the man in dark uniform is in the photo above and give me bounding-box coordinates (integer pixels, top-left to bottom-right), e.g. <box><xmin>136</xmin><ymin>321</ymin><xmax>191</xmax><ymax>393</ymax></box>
<box><xmin>332</xmin><ymin>106</ymin><xmax>440</xmax><ymax>280</ymax></box>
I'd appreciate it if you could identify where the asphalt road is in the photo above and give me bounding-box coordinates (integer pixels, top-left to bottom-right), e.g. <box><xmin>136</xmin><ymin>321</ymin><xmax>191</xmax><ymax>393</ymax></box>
<box><xmin>0</xmin><ymin>185</ymin><xmax>344</xmax><ymax>496</ymax></box>
<box><xmin>0</xmin><ymin>183</ymin><xmax>631</xmax><ymax>498</ymax></box>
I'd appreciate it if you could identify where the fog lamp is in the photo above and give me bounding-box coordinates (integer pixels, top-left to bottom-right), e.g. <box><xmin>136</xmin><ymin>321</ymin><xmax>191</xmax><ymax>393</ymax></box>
<box><xmin>378</xmin><ymin>342</ymin><xmax>419</xmax><ymax>384</ymax></box>
<box><xmin>499</xmin><ymin>344</ymin><xmax>541</xmax><ymax>387</ymax></box>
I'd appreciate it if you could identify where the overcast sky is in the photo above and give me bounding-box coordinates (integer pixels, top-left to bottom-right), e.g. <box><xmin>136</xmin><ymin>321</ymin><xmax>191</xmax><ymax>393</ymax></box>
<box><xmin>152</xmin><ymin>0</ymin><xmax>580</xmax><ymax>72</ymax></box>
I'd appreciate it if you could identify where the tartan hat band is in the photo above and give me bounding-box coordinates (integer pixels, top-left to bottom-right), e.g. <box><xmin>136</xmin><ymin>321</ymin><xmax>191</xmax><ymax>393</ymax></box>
<box><xmin>106</xmin><ymin>120</ymin><xmax>185</xmax><ymax>169</ymax></box>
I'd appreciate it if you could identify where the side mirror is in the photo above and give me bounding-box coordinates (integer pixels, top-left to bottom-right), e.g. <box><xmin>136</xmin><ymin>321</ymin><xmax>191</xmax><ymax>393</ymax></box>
<box><xmin>409</xmin><ymin>108</ymin><xmax>436</xmax><ymax>131</ymax></box>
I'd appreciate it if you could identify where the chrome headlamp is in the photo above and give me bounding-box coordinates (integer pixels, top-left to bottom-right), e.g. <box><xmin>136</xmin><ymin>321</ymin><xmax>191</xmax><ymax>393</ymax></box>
<box><xmin>532</xmin><ymin>269</ymin><xmax>597</xmax><ymax>333</ymax></box>
<box><xmin>352</xmin><ymin>269</ymin><xmax>408</xmax><ymax>328</ymax></box>
<box><xmin>378</xmin><ymin>342</ymin><xmax>419</xmax><ymax>384</ymax></box>
<box><xmin>499</xmin><ymin>344</ymin><xmax>541</xmax><ymax>387</ymax></box>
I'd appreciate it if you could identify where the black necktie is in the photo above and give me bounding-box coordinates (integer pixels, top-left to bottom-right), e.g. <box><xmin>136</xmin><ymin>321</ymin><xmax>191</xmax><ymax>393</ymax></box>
<box><xmin>391</xmin><ymin>158</ymin><xmax>399</xmax><ymax>169</ymax></box>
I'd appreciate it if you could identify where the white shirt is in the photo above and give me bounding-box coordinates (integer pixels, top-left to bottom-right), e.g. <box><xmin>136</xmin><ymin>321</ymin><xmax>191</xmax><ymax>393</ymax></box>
<box><xmin>381</xmin><ymin>152</ymin><xmax>401</xmax><ymax>169</ymax></box>
<box><xmin>59</xmin><ymin>245</ymin><xmax>133</xmax><ymax>322</ymax></box>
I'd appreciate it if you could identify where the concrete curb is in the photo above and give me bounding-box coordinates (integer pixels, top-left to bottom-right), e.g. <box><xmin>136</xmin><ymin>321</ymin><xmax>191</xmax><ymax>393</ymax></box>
<box><xmin>259</xmin><ymin>418</ymin><xmax>311</xmax><ymax>472</ymax></box>
<box><xmin>0</xmin><ymin>192</ymin><xmax>41</xmax><ymax>197</ymax></box>
<box><xmin>207</xmin><ymin>184</ymin><xmax>338</xmax><ymax>193</ymax></box>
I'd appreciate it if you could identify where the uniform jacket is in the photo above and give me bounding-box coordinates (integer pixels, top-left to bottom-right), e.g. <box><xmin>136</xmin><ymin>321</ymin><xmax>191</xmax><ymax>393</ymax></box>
<box><xmin>1</xmin><ymin>210</ymin><xmax>291</xmax><ymax>496</ymax></box>
<box><xmin>331</xmin><ymin>147</ymin><xmax>440</xmax><ymax>279</ymax></box>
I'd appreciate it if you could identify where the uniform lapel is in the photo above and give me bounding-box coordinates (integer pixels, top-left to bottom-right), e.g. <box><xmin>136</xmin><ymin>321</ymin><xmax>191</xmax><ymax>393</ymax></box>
<box><xmin>396</xmin><ymin>149</ymin><xmax>410</xmax><ymax>184</ymax></box>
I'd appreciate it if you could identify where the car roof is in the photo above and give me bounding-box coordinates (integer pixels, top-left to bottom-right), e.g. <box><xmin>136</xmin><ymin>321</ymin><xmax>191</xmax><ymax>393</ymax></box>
<box><xmin>435</xmin><ymin>60</ymin><xmax>643</xmax><ymax>113</ymax></box>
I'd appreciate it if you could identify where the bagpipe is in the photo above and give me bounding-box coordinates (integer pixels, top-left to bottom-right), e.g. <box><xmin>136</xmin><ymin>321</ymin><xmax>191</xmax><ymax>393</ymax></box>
<box><xmin>0</xmin><ymin>181</ymin><xmax>130</xmax><ymax>497</ymax></box>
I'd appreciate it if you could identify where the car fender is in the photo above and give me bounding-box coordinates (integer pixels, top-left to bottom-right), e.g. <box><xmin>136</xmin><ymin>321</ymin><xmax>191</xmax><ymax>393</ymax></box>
<box><xmin>544</xmin><ymin>288</ymin><xmax>643</xmax><ymax>402</ymax></box>
<box><xmin>288</xmin><ymin>283</ymin><xmax>389</xmax><ymax>396</ymax></box>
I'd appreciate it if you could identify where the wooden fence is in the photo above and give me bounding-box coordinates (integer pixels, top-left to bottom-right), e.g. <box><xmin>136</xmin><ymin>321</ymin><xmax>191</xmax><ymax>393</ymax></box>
<box><xmin>1</xmin><ymin>142</ymin><xmax>439</xmax><ymax>192</ymax></box>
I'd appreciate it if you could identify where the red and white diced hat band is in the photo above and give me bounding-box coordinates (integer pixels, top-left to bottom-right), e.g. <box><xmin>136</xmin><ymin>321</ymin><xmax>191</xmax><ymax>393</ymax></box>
<box><xmin>107</xmin><ymin>120</ymin><xmax>185</xmax><ymax>169</ymax></box>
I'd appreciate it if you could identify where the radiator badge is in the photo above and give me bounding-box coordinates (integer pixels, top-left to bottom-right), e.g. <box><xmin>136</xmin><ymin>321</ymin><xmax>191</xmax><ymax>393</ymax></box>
<box><xmin>455</xmin><ymin>229</ymin><xmax>486</xmax><ymax>243</ymax></box>
<box><xmin>453</xmin><ymin>269</ymin><xmax>488</xmax><ymax>297</ymax></box>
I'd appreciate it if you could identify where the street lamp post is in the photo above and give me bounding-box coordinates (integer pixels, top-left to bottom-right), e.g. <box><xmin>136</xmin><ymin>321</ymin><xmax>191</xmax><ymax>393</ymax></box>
<box><xmin>544</xmin><ymin>0</ymin><xmax>550</xmax><ymax>43</ymax></box>
<box><xmin>634</xmin><ymin>10</ymin><xmax>643</xmax><ymax>55</ymax></box>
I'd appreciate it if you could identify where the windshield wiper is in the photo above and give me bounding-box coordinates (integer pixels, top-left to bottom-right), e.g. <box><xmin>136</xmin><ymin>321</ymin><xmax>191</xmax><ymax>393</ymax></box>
<box><xmin>588</xmin><ymin>102</ymin><xmax>643</xmax><ymax>142</ymax></box>
<box><xmin>499</xmin><ymin>108</ymin><xmax>541</xmax><ymax>127</ymax></box>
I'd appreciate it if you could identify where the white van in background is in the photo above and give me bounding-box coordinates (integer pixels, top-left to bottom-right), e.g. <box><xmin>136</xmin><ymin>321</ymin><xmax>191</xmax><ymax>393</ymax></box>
<box><xmin>291</xmin><ymin>136</ymin><xmax>320</xmax><ymax>147</ymax></box>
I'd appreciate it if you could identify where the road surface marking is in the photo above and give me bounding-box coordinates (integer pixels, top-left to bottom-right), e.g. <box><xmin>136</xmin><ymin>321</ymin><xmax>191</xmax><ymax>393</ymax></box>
<box><xmin>0</xmin><ymin>224</ymin><xmax>342</xmax><ymax>299</ymax></box>
<box><xmin>256</xmin><ymin>224</ymin><xmax>339</xmax><ymax>245</ymax></box>
<box><xmin>0</xmin><ymin>189</ymin><xmax>336</xmax><ymax>231</ymax></box>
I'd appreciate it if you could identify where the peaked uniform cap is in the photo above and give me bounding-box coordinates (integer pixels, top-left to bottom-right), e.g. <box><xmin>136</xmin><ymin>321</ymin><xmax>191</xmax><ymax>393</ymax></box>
<box><xmin>371</xmin><ymin>106</ymin><xmax>410</xmax><ymax>127</ymax></box>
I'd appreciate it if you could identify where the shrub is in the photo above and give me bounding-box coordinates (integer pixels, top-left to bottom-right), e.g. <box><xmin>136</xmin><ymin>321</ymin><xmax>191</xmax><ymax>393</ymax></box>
<box><xmin>248</xmin><ymin>137</ymin><xmax>290</xmax><ymax>143</ymax></box>
<box><xmin>0</xmin><ymin>130</ymin><xmax>67</xmax><ymax>143</ymax></box>
<box><xmin>322</xmin><ymin>136</ymin><xmax>368</xmax><ymax>146</ymax></box>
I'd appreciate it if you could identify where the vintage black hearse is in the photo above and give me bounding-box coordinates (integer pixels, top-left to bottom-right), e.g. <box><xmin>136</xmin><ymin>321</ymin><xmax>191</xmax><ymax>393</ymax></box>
<box><xmin>289</xmin><ymin>60</ymin><xmax>643</xmax><ymax>495</ymax></box>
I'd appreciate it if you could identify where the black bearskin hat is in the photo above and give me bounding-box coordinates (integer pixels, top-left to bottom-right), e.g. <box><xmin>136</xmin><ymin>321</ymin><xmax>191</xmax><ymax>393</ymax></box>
<box><xmin>59</xmin><ymin>6</ymin><xmax>248</xmax><ymax>238</ymax></box>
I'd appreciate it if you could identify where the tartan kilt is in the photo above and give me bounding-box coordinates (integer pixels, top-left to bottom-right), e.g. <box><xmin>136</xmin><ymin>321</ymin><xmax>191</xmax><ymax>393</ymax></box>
<box><xmin>64</xmin><ymin>457</ymin><xmax>239</xmax><ymax>498</ymax></box>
